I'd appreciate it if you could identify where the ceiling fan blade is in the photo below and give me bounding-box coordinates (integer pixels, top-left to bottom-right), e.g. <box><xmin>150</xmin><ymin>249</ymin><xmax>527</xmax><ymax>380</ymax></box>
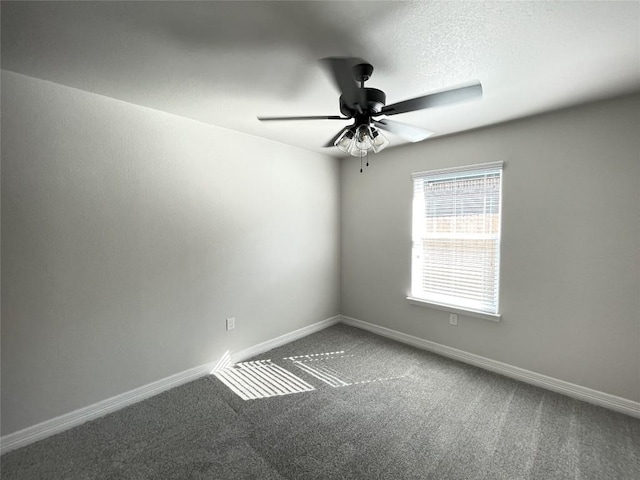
<box><xmin>373</xmin><ymin>119</ymin><xmax>434</xmax><ymax>142</ymax></box>
<box><xmin>258</xmin><ymin>115</ymin><xmax>349</xmax><ymax>121</ymax></box>
<box><xmin>320</xmin><ymin>57</ymin><xmax>366</xmax><ymax>111</ymax></box>
<box><xmin>323</xmin><ymin>126</ymin><xmax>351</xmax><ymax>148</ymax></box>
<box><xmin>378</xmin><ymin>82</ymin><xmax>482</xmax><ymax>116</ymax></box>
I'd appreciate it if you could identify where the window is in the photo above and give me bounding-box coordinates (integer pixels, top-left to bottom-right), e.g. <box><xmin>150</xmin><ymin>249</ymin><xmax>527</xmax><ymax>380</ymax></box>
<box><xmin>409</xmin><ymin>162</ymin><xmax>503</xmax><ymax>318</ymax></box>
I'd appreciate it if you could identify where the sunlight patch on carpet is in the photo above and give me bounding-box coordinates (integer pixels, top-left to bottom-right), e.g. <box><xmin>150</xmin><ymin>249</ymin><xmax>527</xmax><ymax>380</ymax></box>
<box><xmin>285</xmin><ymin>351</ymin><xmax>408</xmax><ymax>387</ymax></box>
<box><xmin>285</xmin><ymin>351</ymin><xmax>352</xmax><ymax>387</ymax></box>
<box><xmin>214</xmin><ymin>360</ymin><xmax>315</xmax><ymax>400</ymax></box>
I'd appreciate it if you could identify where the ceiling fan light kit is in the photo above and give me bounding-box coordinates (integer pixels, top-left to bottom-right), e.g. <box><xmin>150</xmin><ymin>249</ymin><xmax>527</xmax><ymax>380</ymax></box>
<box><xmin>335</xmin><ymin>124</ymin><xmax>390</xmax><ymax>157</ymax></box>
<box><xmin>258</xmin><ymin>58</ymin><xmax>482</xmax><ymax>170</ymax></box>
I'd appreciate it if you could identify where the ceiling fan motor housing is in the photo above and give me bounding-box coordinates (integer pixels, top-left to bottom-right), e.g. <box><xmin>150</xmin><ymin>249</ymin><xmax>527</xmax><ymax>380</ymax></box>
<box><xmin>339</xmin><ymin>88</ymin><xmax>387</xmax><ymax>118</ymax></box>
<box><xmin>257</xmin><ymin>57</ymin><xmax>483</xmax><ymax>150</ymax></box>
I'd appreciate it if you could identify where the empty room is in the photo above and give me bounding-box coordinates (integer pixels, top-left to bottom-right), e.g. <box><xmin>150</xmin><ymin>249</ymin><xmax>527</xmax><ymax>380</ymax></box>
<box><xmin>1</xmin><ymin>1</ymin><xmax>639</xmax><ymax>479</ymax></box>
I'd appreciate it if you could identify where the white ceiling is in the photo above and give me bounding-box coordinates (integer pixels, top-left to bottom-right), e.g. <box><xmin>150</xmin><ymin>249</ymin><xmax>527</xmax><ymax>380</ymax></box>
<box><xmin>2</xmin><ymin>1</ymin><xmax>639</xmax><ymax>157</ymax></box>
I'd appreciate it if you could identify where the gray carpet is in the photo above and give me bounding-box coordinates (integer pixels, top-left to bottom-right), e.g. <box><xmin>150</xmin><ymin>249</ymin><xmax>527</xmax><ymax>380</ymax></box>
<box><xmin>2</xmin><ymin>324</ymin><xmax>639</xmax><ymax>479</ymax></box>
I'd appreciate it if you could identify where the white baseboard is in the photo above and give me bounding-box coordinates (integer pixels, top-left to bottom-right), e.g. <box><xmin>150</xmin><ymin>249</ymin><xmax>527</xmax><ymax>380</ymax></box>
<box><xmin>230</xmin><ymin>315</ymin><xmax>340</xmax><ymax>364</ymax></box>
<box><xmin>3</xmin><ymin>312</ymin><xmax>635</xmax><ymax>455</ymax></box>
<box><xmin>340</xmin><ymin>315</ymin><xmax>640</xmax><ymax>419</ymax></box>
<box><xmin>0</xmin><ymin>315</ymin><xmax>340</xmax><ymax>455</ymax></box>
<box><xmin>0</xmin><ymin>361</ymin><xmax>218</xmax><ymax>455</ymax></box>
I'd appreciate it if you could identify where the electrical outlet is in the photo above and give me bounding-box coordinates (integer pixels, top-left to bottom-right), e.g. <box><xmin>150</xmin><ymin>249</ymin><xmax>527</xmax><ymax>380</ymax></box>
<box><xmin>226</xmin><ymin>317</ymin><xmax>235</xmax><ymax>331</ymax></box>
<box><xmin>449</xmin><ymin>313</ymin><xmax>458</xmax><ymax>326</ymax></box>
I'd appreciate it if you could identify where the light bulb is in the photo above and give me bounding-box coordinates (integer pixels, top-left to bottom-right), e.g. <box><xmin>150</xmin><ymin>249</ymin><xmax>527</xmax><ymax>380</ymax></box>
<box><xmin>371</xmin><ymin>127</ymin><xmax>390</xmax><ymax>153</ymax></box>
<box><xmin>348</xmin><ymin>139</ymin><xmax>367</xmax><ymax>157</ymax></box>
<box><xmin>334</xmin><ymin>128</ymin><xmax>355</xmax><ymax>154</ymax></box>
<box><xmin>354</xmin><ymin>125</ymin><xmax>374</xmax><ymax>151</ymax></box>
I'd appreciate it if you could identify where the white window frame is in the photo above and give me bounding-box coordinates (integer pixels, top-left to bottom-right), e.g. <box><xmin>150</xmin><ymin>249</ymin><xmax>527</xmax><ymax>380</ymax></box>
<box><xmin>407</xmin><ymin>162</ymin><xmax>503</xmax><ymax>321</ymax></box>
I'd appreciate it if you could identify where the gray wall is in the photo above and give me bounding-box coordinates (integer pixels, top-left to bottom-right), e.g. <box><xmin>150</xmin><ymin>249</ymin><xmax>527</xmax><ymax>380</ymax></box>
<box><xmin>1</xmin><ymin>71</ymin><xmax>340</xmax><ymax>435</ymax></box>
<box><xmin>3</xmin><ymin>69</ymin><xmax>638</xmax><ymax>438</ymax></box>
<box><xmin>341</xmin><ymin>94</ymin><xmax>640</xmax><ymax>402</ymax></box>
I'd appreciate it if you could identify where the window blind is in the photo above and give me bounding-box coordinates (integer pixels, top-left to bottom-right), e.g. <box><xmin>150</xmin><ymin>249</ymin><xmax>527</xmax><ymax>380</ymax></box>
<box><xmin>411</xmin><ymin>162</ymin><xmax>503</xmax><ymax>315</ymax></box>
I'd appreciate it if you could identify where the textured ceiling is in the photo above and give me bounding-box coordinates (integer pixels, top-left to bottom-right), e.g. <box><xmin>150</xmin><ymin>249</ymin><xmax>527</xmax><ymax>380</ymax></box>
<box><xmin>2</xmin><ymin>1</ymin><xmax>639</xmax><ymax>157</ymax></box>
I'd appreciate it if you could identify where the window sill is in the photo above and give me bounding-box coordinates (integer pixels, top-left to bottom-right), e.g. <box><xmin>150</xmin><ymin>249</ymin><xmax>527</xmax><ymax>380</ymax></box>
<box><xmin>406</xmin><ymin>296</ymin><xmax>501</xmax><ymax>322</ymax></box>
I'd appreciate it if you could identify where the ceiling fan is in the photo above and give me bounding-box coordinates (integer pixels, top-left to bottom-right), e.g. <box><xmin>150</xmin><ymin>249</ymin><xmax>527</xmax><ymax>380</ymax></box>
<box><xmin>258</xmin><ymin>57</ymin><xmax>482</xmax><ymax>169</ymax></box>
